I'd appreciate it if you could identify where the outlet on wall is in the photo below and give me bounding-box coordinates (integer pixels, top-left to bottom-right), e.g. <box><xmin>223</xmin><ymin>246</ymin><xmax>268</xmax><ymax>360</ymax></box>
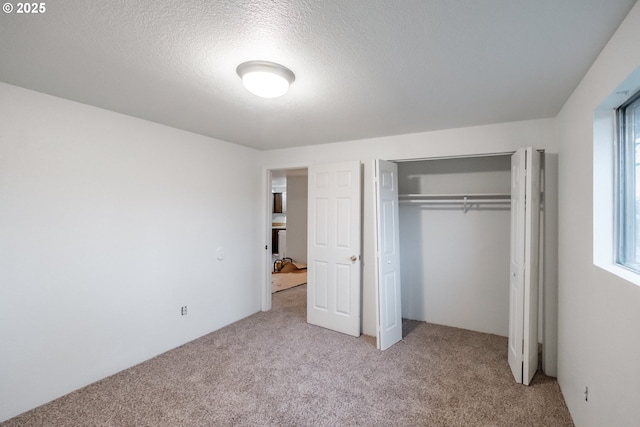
<box><xmin>181</xmin><ymin>306</ymin><xmax>187</xmax><ymax>316</ymax></box>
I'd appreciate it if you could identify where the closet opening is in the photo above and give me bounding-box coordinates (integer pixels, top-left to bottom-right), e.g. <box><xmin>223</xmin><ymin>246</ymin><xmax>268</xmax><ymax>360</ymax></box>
<box><xmin>376</xmin><ymin>149</ymin><xmax>548</xmax><ymax>384</ymax></box>
<box><xmin>397</xmin><ymin>154</ymin><xmax>514</xmax><ymax>337</ymax></box>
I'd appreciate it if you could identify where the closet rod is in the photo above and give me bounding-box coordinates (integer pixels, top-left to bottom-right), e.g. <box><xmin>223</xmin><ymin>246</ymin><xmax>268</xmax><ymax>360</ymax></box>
<box><xmin>398</xmin><ymin>199</ymin><xmax>510</xmax><ymax>204</ymax></box>
<box><xmin>399</xmin><ymin>196</ymin><xmax>510</xmax><ymax>213</ymax></box>
<box><xmin>399</xmin><ymin>193</ymin><xmax>510</xmax><ymax>200</ymax></box>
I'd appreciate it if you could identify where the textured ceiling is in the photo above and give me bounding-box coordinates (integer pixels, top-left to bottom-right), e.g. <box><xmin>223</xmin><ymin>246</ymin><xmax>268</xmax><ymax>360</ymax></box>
<box><xmin>0</xmin><ymin>0</ymin><xmax>636</xmax><ymax>150</ymax></box>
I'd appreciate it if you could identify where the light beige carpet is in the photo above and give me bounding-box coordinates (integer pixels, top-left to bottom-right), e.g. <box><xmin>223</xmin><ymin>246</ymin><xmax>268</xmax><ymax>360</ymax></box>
<box><xmin>1</xmin><ymin>285</ymin><xmax>574</xmax><ymax>427</ymax></box>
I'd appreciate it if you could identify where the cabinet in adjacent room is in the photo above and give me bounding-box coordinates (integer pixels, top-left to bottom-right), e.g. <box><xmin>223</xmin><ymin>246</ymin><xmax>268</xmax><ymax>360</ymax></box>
<box><xmin>273</xmin><ymin>192</ymin><xmax>284</xmax><ymax>213</ymax></box>
<box><xmin>271</xmin><ymin>227</ymin><xmax>286</xmax><ymax>254</ymax></box>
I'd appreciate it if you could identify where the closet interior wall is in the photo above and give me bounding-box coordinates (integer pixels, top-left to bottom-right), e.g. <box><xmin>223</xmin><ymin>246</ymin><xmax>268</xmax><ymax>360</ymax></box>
<box><xmin>398</xmin><ymin>155</ymin><xmax>512</xmax><ymax>336</ymax></box>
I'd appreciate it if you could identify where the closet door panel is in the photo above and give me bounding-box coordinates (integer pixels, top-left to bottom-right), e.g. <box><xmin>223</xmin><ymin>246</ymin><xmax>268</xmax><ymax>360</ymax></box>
<box><xmin>508</xmin><ymin>149</ymin><xmax>526</xmax><ymax>384</ymax></box>
<box><xmin>523</xmin><ymin>148</ymin><xmax>541</xmax><ymax>385</ymax></box>
<box><xmin>374</xmin><ymin>159</ymin><xmax>402</xmax><ymax>351</ymax></box>
<box><xmin>508</xmin><ymin>147</ymin><xmax>540</xmax><ymax>385</ymax></box>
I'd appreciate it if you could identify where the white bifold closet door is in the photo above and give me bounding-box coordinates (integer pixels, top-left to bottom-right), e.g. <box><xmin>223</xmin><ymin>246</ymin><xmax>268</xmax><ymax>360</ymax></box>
<box><xmin>508</xmin><ymin>147</ymin><xmax>541</xmax><ymax>385</ymax></box>
<box><xmin>307</xmin><ymin>161</ymin><xmax>362</xmax><ymax>337</ymax></box>
<box><xmin>373</xmin><ymin>160</ymin><xmax>402</xmax><ymax>350</ymax></box>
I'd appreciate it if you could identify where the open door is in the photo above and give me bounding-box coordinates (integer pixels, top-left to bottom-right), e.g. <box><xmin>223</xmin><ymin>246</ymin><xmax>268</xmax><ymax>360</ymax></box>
<box><xmin>508</xmin><ymin>147</ymin><xmax>541</xmax><ymax>385</ymax></box>
<box><xmin>374</xmin><ymin>160</ymin><xmax>402</xmax><ymax>350</ymax></box>
<box><xmin>307</xmin><ymin>161</ymin><xmax>361</xmax><ymax>337</ymax></box>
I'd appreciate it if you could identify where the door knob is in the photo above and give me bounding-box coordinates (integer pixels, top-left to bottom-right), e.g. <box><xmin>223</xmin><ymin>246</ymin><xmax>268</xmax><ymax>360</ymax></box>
<box><xmin>350</xmin><ymin>255</ymin><xmax>358</xmax><ymax>262</ymax></box>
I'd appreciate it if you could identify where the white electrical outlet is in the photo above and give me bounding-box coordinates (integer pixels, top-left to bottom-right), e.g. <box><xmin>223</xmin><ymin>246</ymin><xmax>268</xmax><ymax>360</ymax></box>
<box><xmin>181</xmin><ymin>306</ymin><xmax>187</xmax><ymax>316</ymax></box>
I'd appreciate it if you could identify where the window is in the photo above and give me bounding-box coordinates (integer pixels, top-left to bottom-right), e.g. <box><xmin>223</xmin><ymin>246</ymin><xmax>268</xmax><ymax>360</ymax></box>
<box><xmin>616</xmin><ymin>91</ymin><xmax>640</xmax><ymax>272</ymax></box>
<box><xmin>593</xmin><ymin>66</ymin><xmax>640</xmax><ymax>287</ymax></box>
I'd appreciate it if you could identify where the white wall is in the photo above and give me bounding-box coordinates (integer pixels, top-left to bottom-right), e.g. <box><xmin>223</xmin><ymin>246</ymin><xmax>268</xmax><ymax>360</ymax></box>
<box><xmin>398</xmin><ymin>156</ymin><xmax>512</xmax><ymax>336</ymax></box>
<box><xmin>286</xmin><ymin>175</ymin><xmax>308</xmax><ymax>264</ymax></box>
<box><xmin>0</xmin><ymin>83</ymin><xmax>262</xmax><ymax>422</ymax></box>
<box><xmin>260</xmin><ymin>118</ymin><xmax>558</xmax><ymax>344</ymax></box>
<box><xmin>556</xmin><ymin>3</ymin><xmax>640</xmax><ymax>426</ymax></box>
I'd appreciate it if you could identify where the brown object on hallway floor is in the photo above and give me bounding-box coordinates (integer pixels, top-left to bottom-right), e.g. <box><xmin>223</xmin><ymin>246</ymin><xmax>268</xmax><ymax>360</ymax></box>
<box><xmin>271</xmin><ymin>262</ymin><xmax>307</xmax><ymax>293</ymax></box>
<box><xmin>1</xmin><ymin>285</ymin><xmax>574</xmax><ymax>427</ymax></box>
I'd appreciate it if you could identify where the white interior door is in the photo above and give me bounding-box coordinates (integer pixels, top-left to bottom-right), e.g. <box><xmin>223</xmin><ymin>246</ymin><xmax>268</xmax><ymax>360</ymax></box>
<box><xmin>508</xmin><ymin>147</ymin><xmax>541</xmax><ymax>385</ymax></box>
<box><xmin>307</xmin><ymin>161</ymin><xmax>361</xmax><ymax>337</ymax></box>
<box><xmin>374</xmin><ymin>160</ymin><xmax>402</xmax><ymax>350</ymax></box>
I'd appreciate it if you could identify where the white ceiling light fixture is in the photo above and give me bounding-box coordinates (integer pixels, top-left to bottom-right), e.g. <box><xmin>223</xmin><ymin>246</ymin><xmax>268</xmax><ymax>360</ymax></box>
<box><xmin>236</xmin><ymin>60</ymin><xmax>295</xmax><ymax>99</ymax></box>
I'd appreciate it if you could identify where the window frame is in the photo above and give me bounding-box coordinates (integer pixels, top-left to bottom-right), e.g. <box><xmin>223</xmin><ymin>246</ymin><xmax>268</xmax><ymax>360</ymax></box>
<box><xmin>615</xmin><ymin>90</ymin><xmax>640</xmax><ymax>272</ymax></box>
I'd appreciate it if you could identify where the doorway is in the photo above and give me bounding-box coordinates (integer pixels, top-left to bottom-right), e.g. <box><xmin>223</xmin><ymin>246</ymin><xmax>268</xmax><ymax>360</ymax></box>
<box><xmin>263</xmin><ymin>166</ymin><xmax>308</xmax><ymax>312</ymax></box>
<box><xmin>262</xmin><ymin>161</ymin><xmax>363</xmax><ymax>340</ymax></box>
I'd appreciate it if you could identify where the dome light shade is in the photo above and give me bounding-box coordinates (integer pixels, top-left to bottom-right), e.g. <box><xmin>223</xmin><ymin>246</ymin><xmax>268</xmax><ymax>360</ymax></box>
<box><xmin>236</xmin><ymin>61</ymin><xmax>295</xmax><ymax>98</ymax></box>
